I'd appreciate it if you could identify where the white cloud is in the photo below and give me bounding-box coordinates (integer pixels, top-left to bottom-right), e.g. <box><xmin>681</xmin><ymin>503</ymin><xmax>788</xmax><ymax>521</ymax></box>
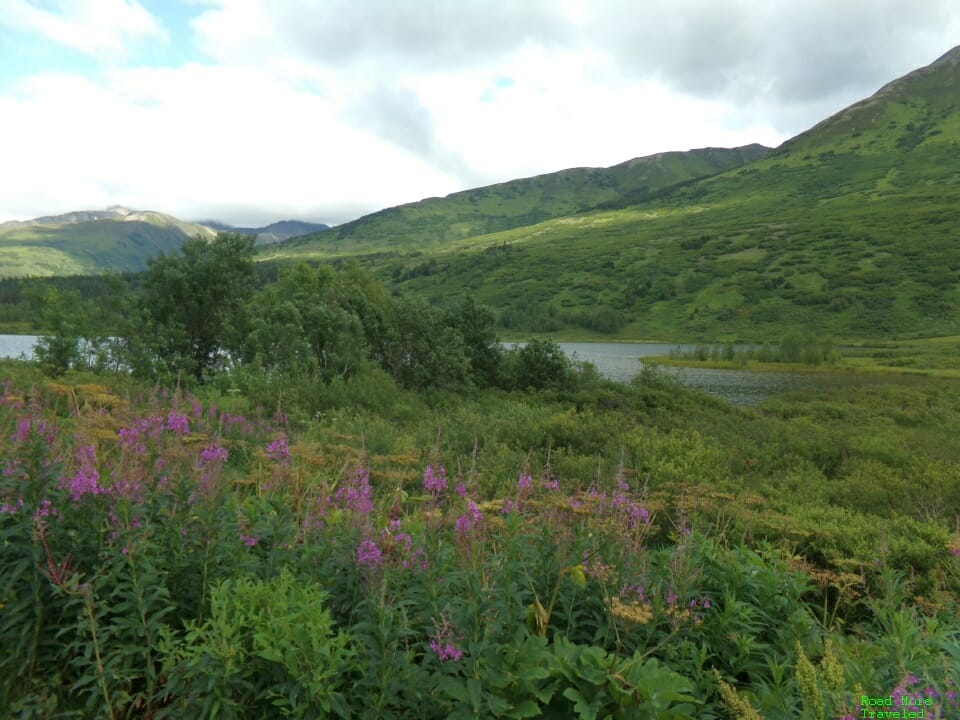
<box><xmin>0</xmin><ymin>0</ymin><xmax>164</xmax><ymax>58</ymax></box>
<box><xmin>1</xmin><ymin>0</ymin><xmax>959</xmax><ymax>225</ymax></box>
<box><xmin>0</xmin><ymin>64</ymin><xmax>461</xmax><ymax>225</ymax></box>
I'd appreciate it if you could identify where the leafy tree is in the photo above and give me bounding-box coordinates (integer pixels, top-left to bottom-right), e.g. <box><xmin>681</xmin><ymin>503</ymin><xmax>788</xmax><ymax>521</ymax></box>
<box><xmin>30</xmin><ymin>288</ymin><xmax>86</xmax><ymax>376</ymax></box>
<box><xmin>242</xmin><ymin>263</ymin><xmax>367</xmax><ymax>381</ymax></box>
<box><xmin>380</xmin><ymin>296</ymin><xmax>470</xmax><ymax>390</ymax></box>
<box><xmin>444</xmin><ymin>297</ymin><xmax>502</xmax><ymax>387</ymax></box>
<box><xmin>504</xmin><ymin>338</ymin><xmax>573</xmax><ymax>391</ymax></box>
<box><xmin>131</xmin><ymin>233</ymin><xmax>256</xmax><ymax>382</ymax></box>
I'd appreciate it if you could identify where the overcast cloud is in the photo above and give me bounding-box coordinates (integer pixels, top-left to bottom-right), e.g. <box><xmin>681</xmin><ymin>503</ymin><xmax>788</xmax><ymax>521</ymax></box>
<box><xmin>0</xmin><ymin>0</ymin><xmax>958</xmax><ymax>226</ymax></box>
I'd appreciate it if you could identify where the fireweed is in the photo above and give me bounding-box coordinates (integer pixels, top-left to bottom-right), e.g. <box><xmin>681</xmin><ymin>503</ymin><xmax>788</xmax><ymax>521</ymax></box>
<box><xmin>423</xmin><ymin>464</ymin><xmax>447</xmax><ymax>496</ymax></box>
<box><xmin>1</xmin><ymin>379</ymin><xmax>958</xmax><ymax>719</ymax></box>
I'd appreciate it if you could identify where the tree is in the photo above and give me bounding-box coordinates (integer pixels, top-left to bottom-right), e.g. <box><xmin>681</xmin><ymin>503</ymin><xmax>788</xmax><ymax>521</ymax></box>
<box><xmin>242</xmin><ymin>263</ymin><xmax>367</xmax><ymax>381</ymax></box>
<box><xmin>132</xmin><ymin>233</ymin><xmax>256</xmax><ymax>382</ymax></box>
<box><xmin>444</xmin><ymin>297</ymin><xmax>501</xmax><ymax>387</ymax></box>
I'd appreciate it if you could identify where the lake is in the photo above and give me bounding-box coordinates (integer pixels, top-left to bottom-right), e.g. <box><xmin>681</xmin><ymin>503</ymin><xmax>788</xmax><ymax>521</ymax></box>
<box><xmin>0</xmin><ymin>334</ymin><xmax>38</xmax><ymax>361</ymax></box>
<box><xmin>0</xmin><ymin>335</ymin><xmax>850</xmax><ymax>407</ymax></box>
<box><xmin>508</xmin><ymin>342</ymin><xmax>855</xmax><ymax>406</ymax></box>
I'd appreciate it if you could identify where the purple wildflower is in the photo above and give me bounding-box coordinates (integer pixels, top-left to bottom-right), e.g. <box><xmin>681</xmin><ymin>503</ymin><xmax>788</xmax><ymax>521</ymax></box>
<box><xmin>429</xmin><ymin>616</ymin><xmax>464</xmax><ymax>663</ymax></box>
<box><xmin>118</xmin><ymin>427</ymin><xmax>146</xmax><ymax>454</ymax></box>
<box><xmin>0</xmin><ymin>497</ymin><xmax>24</xmax><ymax>515</ymax></box>
<box><xmin>266</xmin><ymin>437</ymin><xmax>291</xmax><ymax>464</ymax></box>
<box><xmin>357</xmin><ymin>539</ymin><xmax>383</xmax><ymax>567</ymax></box>
<box><xmin>430</xmin><ymin>640</ymin><xmax>464</xmax><ymax>663</ymax></box>
<box><xmin>14</xmin><ymin>418</ymin><xmax>31</xmax><ymax>442</ymax></box>
<box><xmin>542</xmin><ymin>476</ymin><xmax>560</xmax><ymax>491</ymax></box>
<box><xmin>63</xmin><ymin>445</ymin><xmax>104</xmax><ymax>503</ymax></box>
<box><xmin>404</xmin><ymin>547</ymin><xmax>429</xmax><ymax>571</ymax></box>
<box><xmin>517</xmin><ymin>473</ymin><xmax>533</xmax><ymax>491</ymax></box>
<box><xmin>239</xmin><ymin>534</ymin><xmax>259</xmax><ymax>548</ymax></box>
<box><xmin>336</xmin><ymin>467</ymin><xmax>373</xmax><ymax>515</ymax></box>
<box><xmin>502</xmin><ymin>498</ymin><xmax>517</xmax><ymax>515</ymax></box>
<box><xmin>166</xmin><ymin>412</ymin><xmax>190</xmax><ymax>435</ymax></box>
<box><xmin>32</xmin><ymin>498</ymin><xmax>56</xmax><ymax>520</ymax></box>
<box><xmin>454</xmin><ymin>481</ymin><xmax>467</xmax><ymax>498</ymax></box>
<box><xmin>199</xmin><ymin>444</ymin><xmax>228</xmax><ymax>465</ymax></box>
<box><xmin>423</xmin><ymin>465</ymin><xmax>447</xmax><ymax>496</ymax></box>
<box><xmin>665</xmin><ymin>592</ymin><xmax>678</xmax><ymax>607</ymax></box>
<box><xmin>455</xmin><ymin>501</ymin><xmax>482</xmax><ymax>535</ymax></box>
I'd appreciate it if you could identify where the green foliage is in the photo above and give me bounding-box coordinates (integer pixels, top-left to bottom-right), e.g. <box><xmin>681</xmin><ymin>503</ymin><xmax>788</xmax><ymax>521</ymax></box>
<box><xmin>546</xmin><ymin>638</ymin><xmax>698</xmax><ymax>719</ymax></box>
<box><xmin>501</xmin><ymin>338</ymin><xmax>576</xmax><ymax>391</ymax></box>
<box><xmin>133</xmin><ymin>232</ymin><xmax>256</xmax><ymax>382</ymax></box>
<box><xmin>158</xmin><ymin>571</ymin><xmax>355</xmax><ymax>719</ymax></box>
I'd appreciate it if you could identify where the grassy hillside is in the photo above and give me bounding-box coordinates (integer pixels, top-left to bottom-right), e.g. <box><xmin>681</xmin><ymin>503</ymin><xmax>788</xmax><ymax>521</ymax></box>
<box><xmin>0</xmin><ymin>213</ymin><xmax>214</xmax><ymax>278</ymax></box>
<box><xmin>266</xmin><ymin>144</ymin><xmax>770</xmax><ymax>258</ymax></box>
<box><xmin>267</xmin><ymin>46</ymin><xmax>960</xmax><ymax>341</ymax></box>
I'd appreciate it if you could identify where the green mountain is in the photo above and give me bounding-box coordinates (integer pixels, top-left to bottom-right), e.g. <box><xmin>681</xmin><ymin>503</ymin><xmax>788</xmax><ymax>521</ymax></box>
<box><xmin>266</xmin><ymin>144</ymin><xmax>771</xmax><ymax>257</ymax></box>
<box><xmin>270</xmin><ymin>46</ymin><xmax>960</xmax><ymax>341</ymax></box>
<box><xmin>0</xmin><ymin>207</ymin><xmax>216</xmax><ymax>278</ymax></box>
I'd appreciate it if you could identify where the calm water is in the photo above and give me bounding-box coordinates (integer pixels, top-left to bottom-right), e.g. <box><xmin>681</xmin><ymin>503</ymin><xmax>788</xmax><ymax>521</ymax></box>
<box><xmin>0</xmin><ymin>334</ymin><xmax>37</xmax><ymax>361</ymax></box>
<box><xmin>509</xmin><ymin>341</ymin><xmax>850</xmax><ymax>406</ymax></box>
<box><xmin>0</xmin><ymin>335</ymin><xmax>846</xmax><ymax>407</ymax></box>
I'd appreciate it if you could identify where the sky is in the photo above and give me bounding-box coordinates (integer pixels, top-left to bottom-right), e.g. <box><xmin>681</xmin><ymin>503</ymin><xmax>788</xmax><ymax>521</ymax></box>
<box><xmin>1</xmin><ymin>1</ymin><xmax>959</xmax><ymax>227</ymax></box>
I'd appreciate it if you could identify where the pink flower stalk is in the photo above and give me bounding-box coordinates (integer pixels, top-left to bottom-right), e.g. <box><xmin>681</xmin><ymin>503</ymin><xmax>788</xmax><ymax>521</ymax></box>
<box><xmin>429</xmin><ymin>616</ymin><xmax>464</xmax><ymax>663</ymax></box>
<box><xmin>517</xmin><ymin>473</ymin><xmax>533</xmax><ymax>491</ymax></box>
<box><xmin>336</xmin><ymin>467</ymin><xmax>373</xmax><ymax>515</ymax></box>
<box><xmin>455</xmin><ymin>501</ymin><xmax>482</xmax><ymax>535</ymax></box>
<box><xmin>199</xmin><ymin>444</ymin><xmax>228</xmax><ymax>465</ymax></box>
<box><xmin>0</xmin><ymin>497</ymin><xmax>24</xmax><ymax>514</ymax></box>
<box><xmin>266</xmin><ymin>436</ymin><xmax>291</xmax><ymax>464</ymax></box>
<box><xmin>357</xmin><ymin>539</ymin><xmax>383</xmax><ymax>567</ymax></box>
<box><xmin>166</xmin><ymin>412</ymin><xmax>190</xmax><ymax>435</ymax></box>
<box><xmin>430</xmin><ymin>640</ymin><xmax>464</xmax><ymax>663</ymax></box>
<box><xmin>63</xmin><ymin>445</ymin><xmax>104</xmax><ymax>503</ymax></box>
<box><xmin>13</xmin><ymin>418</ymin><xmax>31</xmax><ymax>442</ymax></box>
<box><xmin>32</xmin><ymin>498</ymin><xmax>57</xmax><ymax>520</ymax></box>
<box><xmin>423</xmin><ymin>465</ymin><xmax>447</xmax><ymax>496</ymax></box>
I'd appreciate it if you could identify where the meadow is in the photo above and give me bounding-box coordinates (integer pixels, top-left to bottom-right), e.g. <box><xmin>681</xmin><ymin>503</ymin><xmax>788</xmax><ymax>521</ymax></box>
<box><xmin>2</xmin><ymin>355</ymin><xmax>959</xmax><ymax>719</ymax></box>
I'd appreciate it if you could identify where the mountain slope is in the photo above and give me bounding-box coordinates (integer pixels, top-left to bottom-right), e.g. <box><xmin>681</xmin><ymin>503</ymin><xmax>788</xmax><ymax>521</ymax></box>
<box><xmin>267</xmin><ymin>144</ymin><xmax>770</xmax><ymax>257</ymax></box>
<box><xmin>0</xmin><ymin>209</ymin><xmax>328</xmax><ymax>278</ymax></box>
<box><xmin>296</xmin><ymin>46</ymin><xmax>960</xmax><ymax>340</ymax></box>
<box><xmin>0</xmin><ymin>209</ymin><xmax>216</xmax><ymax>278</ymax></box>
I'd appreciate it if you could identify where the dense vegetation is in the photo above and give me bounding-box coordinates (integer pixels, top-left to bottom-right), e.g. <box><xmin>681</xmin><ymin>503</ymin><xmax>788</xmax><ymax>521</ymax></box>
<box><xmin>3</xmin><ymin>232</ymin><xmax>960</xmax><ymax>718</ymax></box>
<box><xmin>260</xmin><ymin>49</ymin><xmax>960</xmax><ymax>342</ymax></box>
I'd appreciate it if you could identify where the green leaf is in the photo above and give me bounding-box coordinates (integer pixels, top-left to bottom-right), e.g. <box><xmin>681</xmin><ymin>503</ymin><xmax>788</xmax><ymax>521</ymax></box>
<box><xmin>439</xmin><ymin>676</ymin><xmax>469</xmax><ymax>703</ymax></box>
<box><xmin>468</xmin><ymin>678</ymin><xmax>483</xmax><ymax>712</ymax></box>
<box><xmin>507</xmin><ymin>699</ymin><xmax>543</xmax><ymax>718</ymax></box>
<box><xmin>563</xmin><ymin>687</ymin><xmax>601</xmax><ymax>720</ymax></box>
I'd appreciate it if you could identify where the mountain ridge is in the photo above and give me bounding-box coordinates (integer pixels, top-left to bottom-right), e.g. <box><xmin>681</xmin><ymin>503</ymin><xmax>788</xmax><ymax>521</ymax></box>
<box><xmin>265</xmin><ymin>45</ymin><xmax>960</xmax><ymax>340</ymax></box>
<box><xmin>269</xmin><ymin>143</ymin><xmax>771</xmax><ymax>256</ymax></box>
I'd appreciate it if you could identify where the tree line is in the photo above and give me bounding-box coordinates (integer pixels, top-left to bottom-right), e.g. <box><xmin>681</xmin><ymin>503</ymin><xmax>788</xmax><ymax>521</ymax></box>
<box><xmin>33</xmin><ymin>233</ymin><xmax>591</xmax><ymax>399</ymax></box>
